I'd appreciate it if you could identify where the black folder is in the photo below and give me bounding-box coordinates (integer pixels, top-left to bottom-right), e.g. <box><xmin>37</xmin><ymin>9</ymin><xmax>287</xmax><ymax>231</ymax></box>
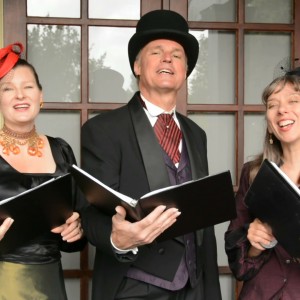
<box><xmin>0</xmin><ymin>173</ymin><xmax>73</xmax><ymax>254</ymax></box>
<box><xmin>244</xmin><ymin>159</ymin><xmax>300</xmax><ymax>257</ymax></box>
<box><xmin>71</xmin><ymin>165</ymin><xmax>236</xmax><ymax>241</ymax></box>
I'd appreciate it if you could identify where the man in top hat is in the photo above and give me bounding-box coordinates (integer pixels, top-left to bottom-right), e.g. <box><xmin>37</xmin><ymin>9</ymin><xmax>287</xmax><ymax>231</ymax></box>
<box><xmin>81</xmin><ymin>10</ymin><xmax>222</xmax><ymax>300</ymax></box>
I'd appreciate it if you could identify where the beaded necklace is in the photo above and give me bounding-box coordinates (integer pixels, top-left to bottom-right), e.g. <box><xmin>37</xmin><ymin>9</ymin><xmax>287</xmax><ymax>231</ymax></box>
<box><xmin>0</xmin><ymin>124</ymin><xmax>44</xmax><ymax>157</ymax></box>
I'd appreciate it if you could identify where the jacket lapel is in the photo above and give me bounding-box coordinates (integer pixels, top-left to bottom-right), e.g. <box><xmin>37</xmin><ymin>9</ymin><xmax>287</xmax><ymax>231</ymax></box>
<box><xmin>177</xmin><ymin>113</ymin><xmax>208</xmax><ymax>180</ymax></box>
<box><xmin>128</xmin><ymin>94</ymin><xmax>170</xmax><ymax>191</ymax></box>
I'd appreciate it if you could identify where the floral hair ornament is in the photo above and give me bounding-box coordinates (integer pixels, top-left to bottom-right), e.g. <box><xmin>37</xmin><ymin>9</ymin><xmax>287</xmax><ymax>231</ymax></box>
<box><xmin>0</xmin><ymin>42</ymin><xmax>23</xmax><ymax>79</ymax></box>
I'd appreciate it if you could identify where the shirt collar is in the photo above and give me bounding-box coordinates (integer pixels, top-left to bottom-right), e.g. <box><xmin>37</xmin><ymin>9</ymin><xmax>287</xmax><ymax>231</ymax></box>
<box><xmin>140</xmin><ymin>93</ymin><xmax>176</xmax><ymax>117</ymax></box>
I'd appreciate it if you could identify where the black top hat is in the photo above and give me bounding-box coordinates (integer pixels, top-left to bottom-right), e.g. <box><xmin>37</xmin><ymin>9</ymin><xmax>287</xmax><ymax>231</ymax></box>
<box><xmin>128</xmin><ymin>10</ymin><xmax>199</xmax><ymax>77</ymax></box>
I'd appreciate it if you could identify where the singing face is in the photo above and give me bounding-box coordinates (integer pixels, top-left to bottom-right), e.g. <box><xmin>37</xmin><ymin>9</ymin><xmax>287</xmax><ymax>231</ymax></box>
<box><xmin>134</xmin><ymin>39</ymin><xmax>187</xmax><ymax>105</ymax></box>
<box><xmin>266</xmin><ymin>82</ymin><xmax>300</xmax><ymax>148</ymax></box>
<box><xmin>0</xmin><ymin>65</ymin><xmax>43</xmax><ymax>131</ymax></box>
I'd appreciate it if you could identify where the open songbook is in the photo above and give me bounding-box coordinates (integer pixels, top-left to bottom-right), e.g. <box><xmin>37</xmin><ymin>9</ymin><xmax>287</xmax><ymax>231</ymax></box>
<box><xmin>71</xmin><ymin>165</ymin><xmax>236</xmax><ymax>241</ymax></box>
<box><xmin>0</xmin><ymin>174</ymin><xmax>73</xmax><ymax>254</ymax></box>
<box><xmin>245</xmin><ymin>159</ymin><xmax>300</xmax><ymax>257</ymax></box>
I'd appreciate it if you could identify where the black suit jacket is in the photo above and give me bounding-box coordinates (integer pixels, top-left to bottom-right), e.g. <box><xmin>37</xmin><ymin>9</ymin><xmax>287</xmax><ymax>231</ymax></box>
<box><xmin>81</xmin><ymin>92</ymin><xmax>221</xmax><ymax>300</ymax></box>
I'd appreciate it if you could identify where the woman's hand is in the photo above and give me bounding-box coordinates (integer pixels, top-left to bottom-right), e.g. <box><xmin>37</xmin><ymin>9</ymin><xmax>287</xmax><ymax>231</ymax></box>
<box><xmin>51</xmin><ymin>212</ymin><xmax>83</xmax><ymax>242</ymax></box>
<box><xmin>0</xmin><ymin>218</ymin><xmax>14</xmax><ymax>241</ymax></box>
<box><xmin>247</xmin><ymin>218</ymin><xmax>276</xmax><ymax>257</ymax></box>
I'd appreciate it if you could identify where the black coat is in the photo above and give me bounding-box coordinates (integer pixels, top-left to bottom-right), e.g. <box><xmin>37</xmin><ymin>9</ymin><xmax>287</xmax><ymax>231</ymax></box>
<box><xmin>81</xmin><ymin>92</ymin><xmax>221</xmax><ymax>300</ymax></box>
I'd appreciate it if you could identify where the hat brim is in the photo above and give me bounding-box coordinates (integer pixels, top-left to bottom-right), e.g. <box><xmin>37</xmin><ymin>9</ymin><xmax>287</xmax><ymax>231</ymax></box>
<box><xmin>128</xmin><ymin>29</ymin><xmax>199</xmax><ymax>77</ymax></box>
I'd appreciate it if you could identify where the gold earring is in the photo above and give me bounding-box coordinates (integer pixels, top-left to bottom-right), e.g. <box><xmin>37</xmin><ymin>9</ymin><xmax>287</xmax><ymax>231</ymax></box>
<box><xmin>40</xmin><ymin>100</ymin><xmax>44</xmax><ymax>108</ymax></box>
<box><xmin>269</xmin><ymin>133</ymin><xmax>273</xmax><ymax>145</ymax></box>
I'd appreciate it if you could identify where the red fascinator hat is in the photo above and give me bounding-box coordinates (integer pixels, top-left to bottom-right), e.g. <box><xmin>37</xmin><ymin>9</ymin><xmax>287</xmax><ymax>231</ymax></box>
<box><xmin>0</xmin><ymin>42</ymin><xmax>24</xmax><ymax>79</ymax></box>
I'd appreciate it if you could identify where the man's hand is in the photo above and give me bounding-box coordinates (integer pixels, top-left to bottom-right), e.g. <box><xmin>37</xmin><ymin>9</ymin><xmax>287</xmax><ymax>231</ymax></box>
<box><xmin>111</xmin><ymin>205</ymin><xmax>181</xmax><ymax>250</ymax></box>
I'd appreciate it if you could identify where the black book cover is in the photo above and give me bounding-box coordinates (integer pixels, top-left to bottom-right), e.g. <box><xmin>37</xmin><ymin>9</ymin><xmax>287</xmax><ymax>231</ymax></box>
<box><xmin>71</xmin><ymin>165</ymin><xmax>236</xmax><ymax>241</ymax></box>
<box><xmin>0</xmin><ymin>173</ymin><xmax>73</xmax><ymax>254</ymax></box>
<box><xmin>245</xmin><ymin>159</ymin><xmax>300</xmax><ymax>257</ymax></box>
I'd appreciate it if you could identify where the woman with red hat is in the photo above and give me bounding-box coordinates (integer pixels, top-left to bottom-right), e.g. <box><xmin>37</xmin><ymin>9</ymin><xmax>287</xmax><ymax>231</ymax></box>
<box><xmin>0</xmin><ymin>43</ymin><xmax>86</xmax><ymax>299</ymax></box>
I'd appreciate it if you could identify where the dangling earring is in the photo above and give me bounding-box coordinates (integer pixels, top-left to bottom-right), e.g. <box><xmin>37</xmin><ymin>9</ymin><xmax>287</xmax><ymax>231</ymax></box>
<box><xmin>269</xmin><ymin>133</ymin><xmax>273</xmax><ymax>145</ymax></box>
<box><xmin>40</xmin><ymin>100</ymin><xmax>44</xmax><ymax>108</ymax></box>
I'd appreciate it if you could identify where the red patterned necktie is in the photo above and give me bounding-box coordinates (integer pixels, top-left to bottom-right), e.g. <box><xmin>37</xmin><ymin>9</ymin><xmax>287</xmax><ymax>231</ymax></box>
<box><xmin>154</xmin><ymin>113</ymin><xmax>182</xmax><ymax>164</ymax></box>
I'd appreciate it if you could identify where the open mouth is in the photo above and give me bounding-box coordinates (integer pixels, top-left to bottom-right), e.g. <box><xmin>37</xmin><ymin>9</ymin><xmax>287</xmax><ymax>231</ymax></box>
<box><xmin>158</xmin><ymin>69</ymin><xmax>174</xmax><ymax>75</ymax></box>
<box><xmin>278</xmin><ymin>120</ymin><xmax>295</xmax><ymax>128</ymax></box>
<box><xmin>14</xmin><ymin>104</ymin><xmax>30</xmax><ymax>110</ymax></box>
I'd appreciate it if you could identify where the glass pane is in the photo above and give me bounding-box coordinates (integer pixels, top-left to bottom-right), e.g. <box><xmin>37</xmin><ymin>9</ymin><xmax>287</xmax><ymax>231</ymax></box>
<box><xmin>188</xmin><ymin>113</ymin><xmax>236</xmax><ymax>184</ymax></box>
<box><xmin>27</xmin><ymin>0</ymin><xmax>80</xmax><ymax>18</ymax></box>
<box><xmin>89</xmin><ymin>26</ymin><xmax>138</xmax><ymax>103</ymax></box>
<box><xmin>27</xmin><ymin>25</ymin><xmax>81</xmax><ymax>102</ymax></box>
<box><xmin>88</xmin><ymin>111</ymin><xmax>102</xmax><ymax>120</ymax></box>
<box><xmin>89</xmin><ymin>0</ymin><xmax>140</xmax><ymax>20</ymax></box>
<box><xmin>36</xmin><ymin>111</ymin><xmax>81</xmax><ymax>163</ymax></box>
<box><xmin>89</xmin><ymin>280</ymin><xmax>93</xmax><ymax>299</ymax></box>
<box><xmin>65</xmin><ymin>279</ymin><xmax>80</xmax><ymax>300</ymax></box>
<box><xmin>244</xmin><ymin>113</ymin><xmax>266</xmax><ymax>162</ymax></box>
<box><xmin>188</xmin><ymin>0</ymin><xmax>236</xmax><ymax>22</ymax></box>
<box><xmin>188</xmin><ymin>30</ymin><xmax>235</xmax><ymax>104</ymax></box>
<box><xmin>220</xmin><ymin>274</ymin><xmax>235</xmax><ymax>300</ymax></box>
<box><xmin>61</xmin><ymin>251</ymin><xmax>80</xmax><ymax>269</ymax></box>
<box><xmin>245</xmin><ymin>0</ymin><xmax>293</xmax><ymax>24</ymax></box>
<box><xmin>244</xmin><ymin>32</ymin><xmax>291</xmax><ymax>104</ymax></box>
<box><xmin>215</xmin><ymin>222</ymin><xmax>230</xmax><ymax>265</ymax></box>
<box><xmin>217</xmin><ymin>223</ymin><xmax>235</xmax><ymax>299</ymax></box>
<box><xmin>89</xmin><ymin>244</ymin><xmax>96</xmax><ymax>269</ymax></box>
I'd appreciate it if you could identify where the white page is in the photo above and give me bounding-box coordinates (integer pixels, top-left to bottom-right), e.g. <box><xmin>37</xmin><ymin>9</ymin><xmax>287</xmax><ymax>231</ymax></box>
<box><xmin>0</xmin><ymin>177</ymin><xmax>56</xmax><ymax>205</ymax></box>
<box><xmin>270</xmin><ymin>161</ymin><xmax>300</xmax><ymax>196</ymax></box>
<box><xmin>140</xmin><ymin>178</ymin><xmax>194</xmax><ymax>199</ymax></box>
<box><xmin>72</xmin><ymin>165</ymin><xmax>138</xmax><ymax>207</ymax></box>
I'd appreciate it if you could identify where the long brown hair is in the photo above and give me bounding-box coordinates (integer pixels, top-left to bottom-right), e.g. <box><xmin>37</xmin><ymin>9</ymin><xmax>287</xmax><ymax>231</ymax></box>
<box><xmin>249</xmin><ymin>69</ymin><xmax>300</xmax><ymax>183</ymax></box>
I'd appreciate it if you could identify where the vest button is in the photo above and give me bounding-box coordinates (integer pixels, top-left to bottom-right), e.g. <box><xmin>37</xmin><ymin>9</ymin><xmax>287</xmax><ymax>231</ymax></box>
<box><xmin>158</xmin><ymin>248</ymin><xmax>165</xmax><ymax>255</ymax></box>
